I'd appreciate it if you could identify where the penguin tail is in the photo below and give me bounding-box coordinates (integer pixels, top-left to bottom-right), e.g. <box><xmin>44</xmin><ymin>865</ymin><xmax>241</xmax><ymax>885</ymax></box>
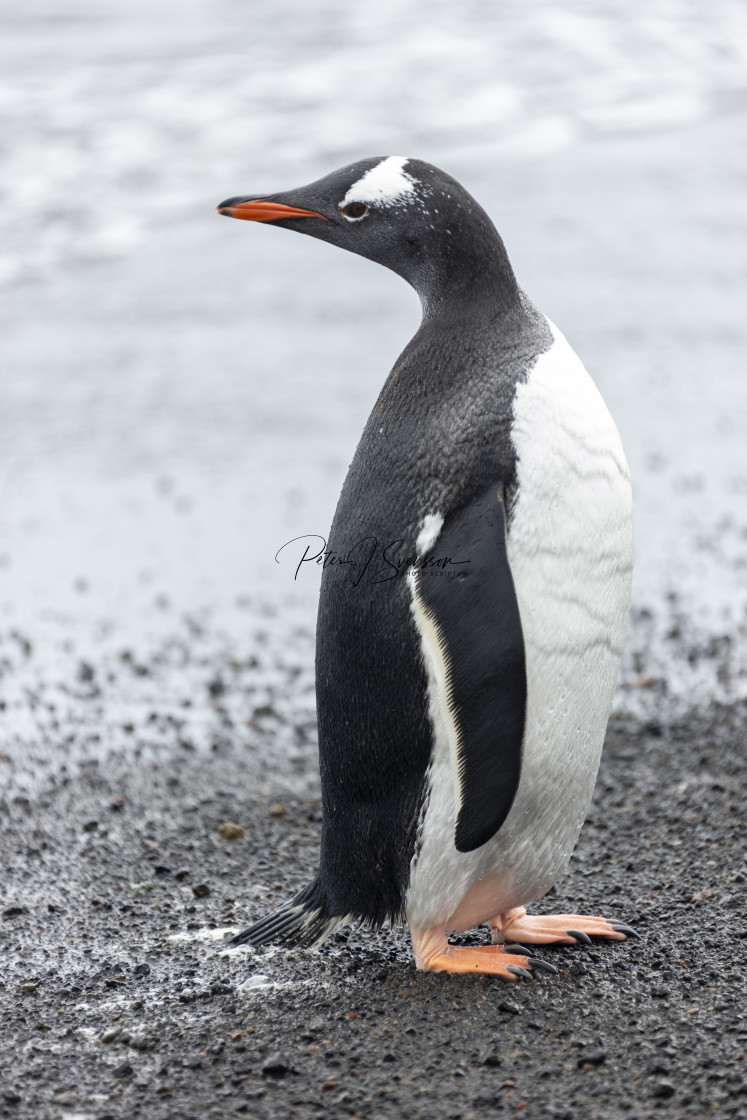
<box><xmin>230</xmin><ymin>877</ymin><xmax>349</xmax><ymax>950</ymax></box>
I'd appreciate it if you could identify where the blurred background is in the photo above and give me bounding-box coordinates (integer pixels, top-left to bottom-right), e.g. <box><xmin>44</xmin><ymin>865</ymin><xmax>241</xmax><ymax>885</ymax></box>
<box><xmin>1</xmin><ymin>0</ymin><xmax>746</xmax><ymax>789</ymax></box>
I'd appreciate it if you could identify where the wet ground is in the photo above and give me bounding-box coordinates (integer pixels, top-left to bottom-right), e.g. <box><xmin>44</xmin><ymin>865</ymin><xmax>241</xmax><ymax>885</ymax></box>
<box><xmin>2</xmin><ymin>680</ymin><xmax>746</xmax><ymax>1119</ymax></box>
<box><xmin>2</xmin><ymin>1</ymin><xmax>747</xmax><ymax>1117</ymax></box>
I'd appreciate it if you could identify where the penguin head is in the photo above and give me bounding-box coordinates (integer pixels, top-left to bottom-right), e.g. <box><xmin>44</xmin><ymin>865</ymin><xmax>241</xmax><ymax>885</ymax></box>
<box><xmin>217</xmin><ymin>156</ymin><xmax>517</xmax><ymax>311</ymax></box>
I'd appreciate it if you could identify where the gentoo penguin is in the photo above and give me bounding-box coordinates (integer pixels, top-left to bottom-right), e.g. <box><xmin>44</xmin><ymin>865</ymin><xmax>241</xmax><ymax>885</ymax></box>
<box><xmin>218</xmin><ymin>157</ymin><xmax>635</xmax><ymax>979</ymax></box>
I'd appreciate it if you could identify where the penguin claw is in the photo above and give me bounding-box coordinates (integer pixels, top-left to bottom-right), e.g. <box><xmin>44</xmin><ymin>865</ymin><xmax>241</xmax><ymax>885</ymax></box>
<box><xmin>504</xmin><ymin>943</ymin><xmax>532</xmax><ymax>957</ymax></box>
<box><xmin>506</xmin><ymin>964</ymin><xmax>533</xmax><ymax>981</ymax></box>
<box><xmin>609</xmin><ymin>921</ymin><xmax>639</xmax><ymax>938</ymax></box>
<box><xmin>527</xmin><ymin>957</ymin><xmax>559</xmax><ymax>975</ymax></box>
<box><xmin>566</xmin><ymin>929</ymin><xmax>592</xmax><ymax>945</ymax></box>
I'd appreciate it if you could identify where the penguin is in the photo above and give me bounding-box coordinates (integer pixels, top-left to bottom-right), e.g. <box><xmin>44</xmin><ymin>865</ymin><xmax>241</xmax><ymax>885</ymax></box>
<box><xmin>217</xmin><ymin>157</ymin><xmax>635</xmax><ymax>979</ymax></box>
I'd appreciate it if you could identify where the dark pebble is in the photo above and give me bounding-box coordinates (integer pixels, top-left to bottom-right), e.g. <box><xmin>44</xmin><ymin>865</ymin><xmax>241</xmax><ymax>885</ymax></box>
<box><xmin>579</xmin><ymin>1050</ymin><xmax>606</xmax><ymax>1068</ymax></box>
<box><xmin>192</xmin><ymin>883</ymin><xmax>211</xmax><ymax>898</ymax></box>
<box><xmin>261</xmin><ymin>1052</ymin><xmax>290</xmax><ymax>1077</ymax></box>
<box><xmin>653</xmin><ymin>1080</ymin><xmax>676</xmax><ymax>1098</ymax></box>
<box><xmin>2</xmin><ymin>906</ymin><xmax>28</xmax><ymax>919</ymax></box>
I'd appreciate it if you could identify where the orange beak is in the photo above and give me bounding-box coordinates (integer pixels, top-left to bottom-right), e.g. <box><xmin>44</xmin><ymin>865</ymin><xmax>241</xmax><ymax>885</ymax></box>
<box><xmin>216</xmin><ymin>198</ymin><xmax>329</xmax><ymax>222</ymax></box>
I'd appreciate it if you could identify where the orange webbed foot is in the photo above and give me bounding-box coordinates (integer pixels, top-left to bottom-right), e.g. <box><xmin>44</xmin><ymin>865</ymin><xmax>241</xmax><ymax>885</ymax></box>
<box><xmin>491</xmin><ymin>906</ymin><xmax>638</xmax><ymax>947</ymax></box>
<box><xmin>410</xmin><ymin>924</ymin><xmax>558</xmax><ymax>980</ymax></box>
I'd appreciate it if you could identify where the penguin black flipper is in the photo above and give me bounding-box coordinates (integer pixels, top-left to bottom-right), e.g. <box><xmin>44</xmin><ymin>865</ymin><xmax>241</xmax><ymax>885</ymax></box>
<box><xmin>412</xmin><ymin>481</ymin><xmax>526</xmax><ymax>854</ymax></box>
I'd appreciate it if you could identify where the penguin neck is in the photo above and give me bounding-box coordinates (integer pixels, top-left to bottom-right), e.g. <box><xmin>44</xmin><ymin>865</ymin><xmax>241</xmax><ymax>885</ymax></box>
<box><xmin>404</xmin><ymin>228</ymin><xmax>521</xmax><ymax>326</ymax></box>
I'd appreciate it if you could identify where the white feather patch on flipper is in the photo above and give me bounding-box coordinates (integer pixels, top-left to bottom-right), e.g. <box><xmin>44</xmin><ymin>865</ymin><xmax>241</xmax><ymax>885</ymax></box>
<box><xmin>408</xmin><ymin>570</ymin><xmax>464</xmax><ymax>811</ymax></box>
<box><xmin>416</xmin><ymin>512</ymin><xmax>444</xmax><ymax>558</ymax></box>
<box><xmin>341</xmin><ymin>156</ymin><xmax>416</xmax><ymax>208</ymax></box>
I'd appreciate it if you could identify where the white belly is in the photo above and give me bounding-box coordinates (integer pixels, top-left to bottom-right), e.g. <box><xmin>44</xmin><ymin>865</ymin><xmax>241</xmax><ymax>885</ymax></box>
<box><xmin>406</xmin><ymin>322</ymin><xmax>634</xmax><ymax>931</ymax></box>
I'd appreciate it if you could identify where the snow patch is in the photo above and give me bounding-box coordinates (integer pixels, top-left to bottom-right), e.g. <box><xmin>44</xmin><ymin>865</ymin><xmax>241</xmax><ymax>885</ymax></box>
<box><xmin>238</xmin><ymin>973</ymin><xmax>271</xmax><ymax>991</ymax></box>
<box><xmin>168</xmin><ymin>926</ymin><xmax>238</xmax><ymax>943</ymax></box>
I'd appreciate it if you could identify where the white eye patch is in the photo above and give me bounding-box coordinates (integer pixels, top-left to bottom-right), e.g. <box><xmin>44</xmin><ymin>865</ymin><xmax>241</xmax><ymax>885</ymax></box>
<box><xmin>341</xmin><ymin>156</ymin><xmax>417</xmax><ymax>209</ymax></box>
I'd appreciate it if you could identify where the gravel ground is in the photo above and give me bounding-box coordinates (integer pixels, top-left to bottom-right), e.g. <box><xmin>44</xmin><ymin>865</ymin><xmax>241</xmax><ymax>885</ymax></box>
<box><xmin>2</xmin><ymin>625</ymin><xmax>746</xmax><ymax>1120</ymax></box>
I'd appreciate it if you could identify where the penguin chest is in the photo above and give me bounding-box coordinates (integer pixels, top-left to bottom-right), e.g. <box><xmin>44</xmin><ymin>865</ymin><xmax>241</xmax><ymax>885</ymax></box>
<box><xmin>501</xmin><ymin>324</ymin><xmax>634</xmax><ymax>898</ymax></box>
<box><xmin>405</xmin><ymin>323</ymin><xmax>634</xmax><ymax>932</ymax></box>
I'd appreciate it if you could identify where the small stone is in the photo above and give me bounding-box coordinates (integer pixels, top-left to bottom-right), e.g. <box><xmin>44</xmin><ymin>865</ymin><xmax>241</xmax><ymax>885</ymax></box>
<box><xmin>499</xmin><ymin>1000</ymin><xmax>520</xmax><ymax>1015</ymax></box>
<box><xmin>130</xmin><ymin>881</ymin><xmax>154</xmax><ymax>897</ymax></box>
<box><xmin>269</xmin><ymin>803</ymin><xmax>286</xmax><ymax>817</ymax></box>
<box><xmin>261</xmin><ymin>1052</ymin><xmax>290</xmax><ymax>1077</ymax></box>
<box><xmin>192</xmin><ymin>883</ymin><xmax>211</xmax><ymax>899</ymax></box>
<box><xmin>133</xmin><ymin>963</ymin><xmax>150</xmax><ymax>976</ymax></box>
<box><xmin>2</xmin><ymin>906</ymin><xmax>27</xmax><ymax>919</ymax></box>
<box><xmin>653</xmin><ymin>1080</ymin><xmax>676</xmax><ymax>1099</ymax></box>
<box><xmin>2</xmin><ymin>1090</ymin><xmax>21</xmax><ymax>1103</ymax></box>
<box><xmin>82</xmin><ymin>819</ymin><xmax>98</xmax><ymax>833</ymax></box>
<box><xmin>127</xmin><ymin>1029</ymin><xmax>156</xmax><ymax>1052</ymax></box>
<box><xmin>112</xmin><ymin>1062</ymin><xmax>134</xmax><ymax>1080</ymax></box>
<box><xmin>691</xmin><ymin>888</ymin><xmax>712</xmax><ymax>902</ymax></box>
<box><xmin>578</xmin><ymin>1050</ymin><xmax>606</xmax><ymax>1068</ymax></box>
<box><xmin>54</xmin><ymin>1090</ymin><xmax>79</xmax><ymax>1106</ymax></box>
<box><xmin>479</xmin><ymin>1047</ymin><xmax>501</xmax><ymax>1067</ymax></box>
<box><xmin>651</xmin><ymin>986</ymin><xmax>671</xmax><ymax>999</ymax></box>
<box><xmin>78</xmin><ymin>661</ymin><xmax>95</xmax><ymax>682</ymax></box>
<box><xmin>101</xmin><ymin>1026</ymin><xmax>123</xmax><ymax>1044</ymax></box>
<box><xmin>322</xmin><ymin>1079</ymin><xmax>340</xmax><ymax>1091</ymax></box>
<box><xmin>218</xmin><ymin>821</ymin><xmax>245</xmax><ymax>840</ymax></box>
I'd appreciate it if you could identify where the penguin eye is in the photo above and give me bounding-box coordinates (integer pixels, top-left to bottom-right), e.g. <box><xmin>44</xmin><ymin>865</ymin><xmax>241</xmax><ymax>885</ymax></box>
<box><xmin>341</xmin><ymin>202</ymin><xmax>369</xmax><ymax>221</ymax></box>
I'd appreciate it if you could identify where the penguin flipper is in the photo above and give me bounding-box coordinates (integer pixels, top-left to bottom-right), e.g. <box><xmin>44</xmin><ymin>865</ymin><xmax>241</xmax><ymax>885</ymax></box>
<box><xmin>412</xmin><ymin>481</ymin><xmax>526</xmax><ymax>854</ymax></box>
<box><xmin>231</xmin><ymin>878</ymin><xmax>347</xmax><ymax>949</ymax></box>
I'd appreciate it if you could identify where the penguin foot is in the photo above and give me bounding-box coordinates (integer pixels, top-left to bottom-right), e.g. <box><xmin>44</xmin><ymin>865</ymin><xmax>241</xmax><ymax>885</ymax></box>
<box><xmin>491</xmin><ymin>906</ymin><xmax>636</xmax><ymax>946</ymax></box>
<box><xmin>409</xmin><ymin>924</ymin><xmax>557</xmax><ymax>980</ymax></box>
